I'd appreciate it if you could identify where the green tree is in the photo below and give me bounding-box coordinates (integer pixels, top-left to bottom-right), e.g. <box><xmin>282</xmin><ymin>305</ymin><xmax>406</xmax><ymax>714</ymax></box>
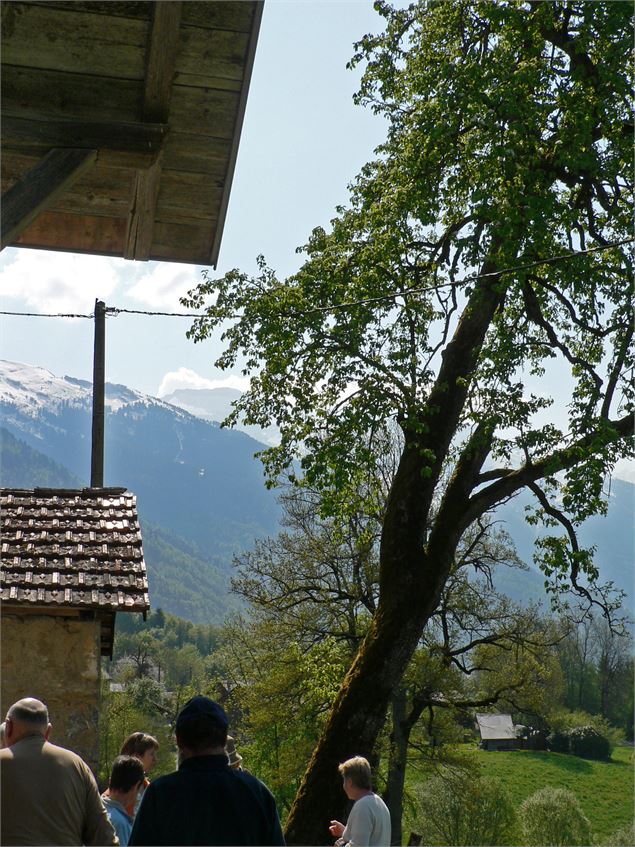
<box><xmin>556</xmin><ymin>614</ymin><xmax>600</xmax><ymax>712</ymax></box>
<box><xmin>555</xmin><ymin>613</ymin><xmax>634</xmax><ymax>735</ymax></box>
<box><xmin>99</xmin><ymin>677</ymin><xmax>175</xmax><ymax>784</ymax></box>
<box><xmin>212</xmin><ymin>614</ymin><xmax>351</xmax><ymax>813</ymax></box>
<box><xmin>592</xmin><ymin>617</ymin><xmax>634</xmax><ymax>730</ymax></box>
<box><xmin>413</xmin><ymin>769</ymin><xmax>517</xmax><ymax>846</ymax></box>
<box><xmin>164</xmin><ymin>644</ymin><xmax>206</xmax><ymax>688</ymax></box>
<box><xmin>183</xmin><ymin>3</ymin><xmax>633</xmax><ymax>840</ymax></box>
<box><xmin>520</xmin><ymin>786</ymin><xmax>592</xmax><ymax>846</ymax></box>
<box><xmin>228</xmin><ymin>480</ymin><xmax>562</xmax><ymax>838</ymax></box>
<box><xmin>383</xmin><ymin>528</ymin><xmax>563</xmax><ymax>843</ymax></box>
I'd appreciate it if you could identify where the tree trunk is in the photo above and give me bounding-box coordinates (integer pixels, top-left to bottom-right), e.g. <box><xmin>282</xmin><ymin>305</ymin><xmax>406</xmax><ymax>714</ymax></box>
<box><xmin>285</xmin><ymin>265</ymin><xmax>506</xmax><ymax>845</ymax></box>
<box><xmin>284</xmin><ymin>604</ymin><xmax>427</xmax><ymax>844</ymax></box>
<box><xmin>384</xmin><ymin>687</ymin><xmax>409</xmax><ymax>846</ymax></box>
<box><xmin>285</xmin><ymin>443</ymin><xmax>454</xmax><ymax>844</ymax></box>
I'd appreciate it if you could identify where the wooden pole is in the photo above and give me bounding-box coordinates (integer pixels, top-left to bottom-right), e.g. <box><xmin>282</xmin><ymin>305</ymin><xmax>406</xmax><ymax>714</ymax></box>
<box><xmin>91</xmin><ymin>299</ymin><xmax>106</xmax><ymax>487</ymax></box>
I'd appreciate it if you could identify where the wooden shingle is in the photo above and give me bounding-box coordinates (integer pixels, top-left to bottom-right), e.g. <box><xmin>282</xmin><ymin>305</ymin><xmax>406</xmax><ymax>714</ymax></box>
<box><xmin>0</xmin><ymin>487</ymin><xmax>150</xmax><ymax>614</ymax></box>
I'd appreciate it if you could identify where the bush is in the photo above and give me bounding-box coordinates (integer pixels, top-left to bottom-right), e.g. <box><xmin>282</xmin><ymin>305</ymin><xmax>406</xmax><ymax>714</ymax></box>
<box><xmin>603</xmin><ymin>822</ymin><xmax>635</xmax><ymax>846</ymax></box>
<box><xmin>547</xmin><ymin>729</ymin><xmax>570</xmax><ymax>753</ymax></box>
<box><xmin>568</xmin><ymin>725</ymin><xmax>610</xmax><ymax>760</ymax></box>
<box><xmin>415</xmin><ymin>769</ymin><xmax>517</xmax><ymax>845</ymax></box>
<box><xmin>548</xmin><ymin>710</ymin><xmax>620</xmax><ymax>755</ymax></box>
<box><xmin>520</xmin><ymin>786</ymin><xmax>592</xmax><ymax>846</ymax></box>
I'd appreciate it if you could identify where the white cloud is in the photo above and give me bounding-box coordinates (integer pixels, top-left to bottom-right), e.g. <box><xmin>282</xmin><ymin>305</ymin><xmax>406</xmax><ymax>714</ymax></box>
<box><xmin>0</xmin><ymin>249</ymin><xmax>121</xmax><ymax>313</ymax></box>
<box><xmin>614</xmin><ymin>458</ymin><xmax>635</xmax><ymax>485</ymax></box>
<box><xmin>157</xmin><ymin>367</ymin><xmax>250</xmax><ymax>397</ymax></box>
<box><xmin>127</xmin><ymin>263</ymin><xmax>200</xmax><ymax>309</ymax></box>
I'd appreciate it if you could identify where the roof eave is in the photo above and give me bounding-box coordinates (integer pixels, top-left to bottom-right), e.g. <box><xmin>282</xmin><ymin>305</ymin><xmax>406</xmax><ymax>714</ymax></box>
<box><xmin>208</xmin><ymin>0</ymin><xmax>264</xmax><ymax>269</ymax></box>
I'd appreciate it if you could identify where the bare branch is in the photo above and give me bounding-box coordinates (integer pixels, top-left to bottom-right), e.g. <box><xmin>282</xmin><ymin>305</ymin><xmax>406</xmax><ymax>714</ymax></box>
<box><xmin>463</xmin><ymin>412</ymin><xmax>634</xmax><ymax>528</ymax></box>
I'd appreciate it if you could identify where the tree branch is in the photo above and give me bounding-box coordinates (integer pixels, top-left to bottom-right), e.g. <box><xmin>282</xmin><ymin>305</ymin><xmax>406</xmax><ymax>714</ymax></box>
<box><xmin>463</xmin><ymin>413</ymin><xmax>634</xmax><ymax>528</ymax></box>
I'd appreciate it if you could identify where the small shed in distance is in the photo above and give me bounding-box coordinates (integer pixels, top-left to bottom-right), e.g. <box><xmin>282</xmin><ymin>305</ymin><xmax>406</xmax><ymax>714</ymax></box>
<box><xmin>0</xmin><ymin>487</ymin><xmax>149</xmax><ymax>771</ymax></box>
<box><xmin>475</xmin><ymin>713</ymin><xmax>518</xmax><ymax>751</ymax></box>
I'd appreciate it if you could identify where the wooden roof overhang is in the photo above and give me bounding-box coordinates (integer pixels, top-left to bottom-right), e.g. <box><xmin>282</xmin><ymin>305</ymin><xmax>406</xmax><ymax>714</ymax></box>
<box><xmin>0</xmin><ymin>0</ymin><xmax>263</xmax><ymax>265</ymax></box>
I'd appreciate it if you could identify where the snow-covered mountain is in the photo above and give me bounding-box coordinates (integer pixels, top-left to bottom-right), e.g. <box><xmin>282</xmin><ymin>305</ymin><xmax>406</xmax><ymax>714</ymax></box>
<box><xmin>1</xmin><ymin>360</ymin><xmax>632</xmax><ymax>623</ymax></box>
<box><xmin>0</xmin><ymin>360</ymin><xmax>281</xmax><ymax>622</ymax></box>
<box><xmin>0</xmin><ymin>360</ymin><xmax>188</xmax><ymax>418</ymax></box>
<box><xmin>162</xmin><ymin>386</ymin><xmax>280</xmax><ymax>446</ymax></box>
<box><xmin>0</xmin><ymin>360</ymin><xmax>89</xmax><ymax>412</ymax></box>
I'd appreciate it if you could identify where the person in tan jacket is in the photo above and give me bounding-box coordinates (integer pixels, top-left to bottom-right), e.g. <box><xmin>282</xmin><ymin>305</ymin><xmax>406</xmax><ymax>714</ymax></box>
<box><xmin>0</xmin><ymin>697</ymin><xmax>118</xmax><ymax>846</ymax></box>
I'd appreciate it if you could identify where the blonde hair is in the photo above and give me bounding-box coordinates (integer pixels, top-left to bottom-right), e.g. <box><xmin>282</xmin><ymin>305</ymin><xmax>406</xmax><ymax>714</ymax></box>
<box><xmin>338</xmin><ymin>756</ymin><xmax>372</xmax><ymax>790</ymax></box>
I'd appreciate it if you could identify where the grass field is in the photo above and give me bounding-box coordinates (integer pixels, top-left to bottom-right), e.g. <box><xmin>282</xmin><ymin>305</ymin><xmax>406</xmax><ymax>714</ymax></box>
<box><xmin>464</xmin><ymin>744</ymin><xmax>634</xmax><ymax>843</ymax></box>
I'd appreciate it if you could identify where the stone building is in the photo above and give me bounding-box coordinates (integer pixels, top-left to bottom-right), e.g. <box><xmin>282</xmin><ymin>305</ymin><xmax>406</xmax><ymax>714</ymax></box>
<box><xmin>0</xmin><ymin>487</ymin><xmax>149</xmax><ymax>771</ymax></box>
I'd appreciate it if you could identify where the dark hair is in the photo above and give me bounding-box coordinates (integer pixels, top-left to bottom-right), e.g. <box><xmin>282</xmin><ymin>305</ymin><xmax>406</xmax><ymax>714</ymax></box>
<box><xmin>120</xmin><ymin>732</ymin><xmax>159</xmax><ymax>757</ymax></box>
<box><xmin>176</xmin><ymin>714</ymin><xmax>227</xmax><ymax>753</ymax></box>
<box><xmin>110</xmin><ymin>755</ymin><xmax>145</xmax><ymax>792</ymax></box>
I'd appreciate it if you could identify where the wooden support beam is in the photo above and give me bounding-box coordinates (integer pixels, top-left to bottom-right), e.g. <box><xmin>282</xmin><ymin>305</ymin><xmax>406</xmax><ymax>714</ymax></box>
<box><xmin>2</xmin><ymin>113</ymin><xmax>168</xmax><ymax>169</ymax></box>
<box><xmin>124</xmin><ymin>0</ymin><xmax>182</xmax><ymax>260</ymax></box>
<box><xmin>1</xmin><ymin>147</ymin><xmax>96</xmax><ymax>249</ymax></box>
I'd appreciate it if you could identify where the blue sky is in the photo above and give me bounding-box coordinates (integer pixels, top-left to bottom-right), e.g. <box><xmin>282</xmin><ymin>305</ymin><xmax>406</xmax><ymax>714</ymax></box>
<box><xmin>0</xmin><ymin>1</ymin><xmax>387</xmax><ymax>396</ymax></box>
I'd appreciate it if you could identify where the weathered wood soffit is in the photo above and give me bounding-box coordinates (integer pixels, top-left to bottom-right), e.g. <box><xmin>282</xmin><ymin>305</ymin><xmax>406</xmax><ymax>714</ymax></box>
<box><xmin>1</xmin><ymin>1</ymin><xmax>263</xmax><ymax>265</ymax></box>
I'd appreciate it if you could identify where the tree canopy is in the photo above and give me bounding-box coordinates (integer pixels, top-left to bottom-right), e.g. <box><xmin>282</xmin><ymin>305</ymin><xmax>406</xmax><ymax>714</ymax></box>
<box><xmin>183</xmin><ymin>2</ymin><xmax>633</xmax><ymax>842</ymax></box>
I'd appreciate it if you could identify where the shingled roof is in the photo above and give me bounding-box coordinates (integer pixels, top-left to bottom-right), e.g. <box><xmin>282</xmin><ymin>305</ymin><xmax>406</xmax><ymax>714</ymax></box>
<box><xmin>1</xmin><ymin>487</ymin><xmax>149</xmax><ymax>644</ymax></box>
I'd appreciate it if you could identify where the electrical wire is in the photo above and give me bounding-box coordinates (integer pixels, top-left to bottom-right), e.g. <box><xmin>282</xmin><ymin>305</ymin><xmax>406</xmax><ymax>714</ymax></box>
<box><xmin>0</xmin><ymin>237</ymin><xmax>632</xmax><ymax>320</ymax></box>
<box><xmin>0</xmin><ymin>310</ymin><xmax>93</xmax><ymax>319</ymax></box>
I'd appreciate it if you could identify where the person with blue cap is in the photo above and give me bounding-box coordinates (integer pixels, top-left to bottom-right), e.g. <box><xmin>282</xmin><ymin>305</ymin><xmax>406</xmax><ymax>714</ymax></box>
<box><xmin>128</xmin><ymin>696</ymin><xmax>284</xmax><ymax>846</ymax></box>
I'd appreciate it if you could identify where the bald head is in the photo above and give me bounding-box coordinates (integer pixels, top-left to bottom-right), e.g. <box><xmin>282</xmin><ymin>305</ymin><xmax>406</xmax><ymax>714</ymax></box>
<box><xmin>4</xmin><ymin>698</ymin><xmax>51</xmax><ymax>746</ymax></box>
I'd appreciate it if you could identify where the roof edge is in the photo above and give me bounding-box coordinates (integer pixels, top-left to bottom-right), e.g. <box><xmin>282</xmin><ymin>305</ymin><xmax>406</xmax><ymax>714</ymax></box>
<box><xmin>1</xmin><ymin>486</ymin><xmax>128</xmax><ymax>497</ymax></box>
<box><xmin>208</xmin><ymin>0</ymin><xmax>265</xmax><ymax>269</ymax></box>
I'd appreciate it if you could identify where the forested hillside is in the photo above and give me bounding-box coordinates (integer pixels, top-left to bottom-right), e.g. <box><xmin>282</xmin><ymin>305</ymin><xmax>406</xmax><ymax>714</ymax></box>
<box><xmin>1</xmin><ymin>361</ymin><xmax>632</xmax><ymax>624</ymax></box>
<box><xmin>0</xmin><ymin>426</ymin><xmax>83</xmax><ymax>489</ymax></box>
<box><xmin>0</xmin><ymin>424</ymin><xmax>241</xmax><ymax>622</ymax></box>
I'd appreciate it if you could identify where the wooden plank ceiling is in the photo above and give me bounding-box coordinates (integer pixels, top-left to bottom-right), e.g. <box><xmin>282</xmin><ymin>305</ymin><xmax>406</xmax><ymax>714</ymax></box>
<box><xmin>0</xmin><ymin>1</ymin><xmax>262</xmax><ymax>265</ymax></box>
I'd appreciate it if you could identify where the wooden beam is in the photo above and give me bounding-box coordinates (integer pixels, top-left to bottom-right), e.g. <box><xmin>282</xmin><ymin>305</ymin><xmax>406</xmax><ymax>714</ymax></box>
<box><xmin>1</xmin><ymin>605</ymin><xmax>83</xmax><ymax>618</ymax></box>
<box><xmin>2</xmin><ymin>113</ymin><xmax>168</xmax><ymax>168</ymax></box>
<box><xmin>143</xmin><ymin>2</ymin><xmax>183</xmax><ymax>124</ymax></box>
<box><xmin>1</xmin><ymin>148</ymin><xmax>96</xmax><ymax>249</ymax></box>
<box><xmin>125</xmin><ymin>0</ymin><xmax>182</xmax><ymax>260</ymax></box>
<box><xmin>11</xmin><ymin>211</ymin><xmax>127</xmax><ymax>255</ymax></box>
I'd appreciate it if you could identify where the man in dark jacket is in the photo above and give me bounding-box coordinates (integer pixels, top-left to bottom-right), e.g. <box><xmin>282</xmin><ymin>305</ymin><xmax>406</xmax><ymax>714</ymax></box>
<box><xmin>128</xmin><ymin>696</ymin><xmax>285</xmax><ymax>846</ymax></box>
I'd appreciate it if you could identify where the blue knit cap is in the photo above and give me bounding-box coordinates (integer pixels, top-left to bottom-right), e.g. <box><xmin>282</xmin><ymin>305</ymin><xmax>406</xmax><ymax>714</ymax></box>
<box><xmin>175</xmin><ymin>696</ymin><xmax>228</xmax><ymax>732</ymax></box>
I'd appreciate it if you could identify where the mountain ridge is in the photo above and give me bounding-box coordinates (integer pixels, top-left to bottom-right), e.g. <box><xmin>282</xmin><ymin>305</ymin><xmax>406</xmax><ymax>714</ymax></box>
<box><xmin>0</xmin><ymin>360</ymin><xmax>280</xmax><ymax>623</ymax></box>
<box><xmin>162</xmin><ymin>386</ymin><xmax>280</xmax><ymax>446</ymax></box>
<box><xmin>1</xmin><ymin>360</ymin><xmax>632</xmax><ymax>623</ymax></box>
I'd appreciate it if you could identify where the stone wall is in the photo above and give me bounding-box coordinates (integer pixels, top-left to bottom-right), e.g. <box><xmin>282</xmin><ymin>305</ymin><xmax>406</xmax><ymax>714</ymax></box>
<box><xmin>1</xmin><ymin>612</ymin><xmax>101</xmax><ymax>771</ymax></box>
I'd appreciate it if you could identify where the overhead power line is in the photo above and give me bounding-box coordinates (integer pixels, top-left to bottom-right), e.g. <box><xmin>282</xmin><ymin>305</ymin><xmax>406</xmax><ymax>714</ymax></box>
<box><xmin>0</xmin><ymin>238</ymin><xmax>632</xmax><ymax>320</ymax></box>
<box><xmin>303</xmin><ymin>237</ymin><xmax>635</xmax><ymax>316</ymax></box>
<box><xmin>107</xmin><ymin>308</ymin><xmax>204</xmax><ymax>317</ymax></box>
<box><xmin>0</xmin><ymin>310</ymin><xmax>94</xmax><ymax>319</ymax></box>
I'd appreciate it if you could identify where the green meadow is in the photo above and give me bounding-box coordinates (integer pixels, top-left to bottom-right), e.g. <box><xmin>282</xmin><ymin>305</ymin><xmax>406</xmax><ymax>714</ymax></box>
<box><xmin>465</xmin><ymin>745</ymin><xmax>634</xmax><ymax>843</ymax></box>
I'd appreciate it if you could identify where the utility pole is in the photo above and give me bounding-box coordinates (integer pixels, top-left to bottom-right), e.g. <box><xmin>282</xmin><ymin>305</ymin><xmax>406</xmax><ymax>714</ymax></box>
<box><xmin>91</xmin><ymin>299</ymin><xmax>106</xmax><ymax>487</ymax></box>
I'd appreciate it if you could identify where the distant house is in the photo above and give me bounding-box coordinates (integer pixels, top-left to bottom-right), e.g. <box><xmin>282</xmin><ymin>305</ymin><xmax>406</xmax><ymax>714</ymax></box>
<box><xmin>475</xmin><ymin>713</ymin><xmax>519</xmax><ymax>751</ymax></box>
<box><xmin>0</xmin><ymin>487</ymin><xmax>149</xmax><ymax>771</ymax></box>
